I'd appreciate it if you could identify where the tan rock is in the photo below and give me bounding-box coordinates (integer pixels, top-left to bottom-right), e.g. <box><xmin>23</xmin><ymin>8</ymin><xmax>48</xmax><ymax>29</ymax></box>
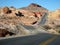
<box><xmin>18</xmin><ymin>9</ymin><xmax>35</xmax><ymax>17</ymax></box>
<box><xmin>1</xmin><ymin>7</ymin><xmax>11</xmax><ymax>14</ymax></box>
<box><xmin>46</xmin><ymin>9</ymin><xmax>60</xmax><ymax>27</ymax></box>
<box><xmin>28</xmin><ymin>3</ymin><xmax>41</xmax><ymax>7</ymax></box>
<box><xmin>33</xmin><ymin>12</ymin><xmax>42</xmax><ymax>18</ymax></box>
<box><xmin>20</xmin><ymin>16</ymin><xmax>38</xmax><ymax>25</ymax></box>
<box><xmin>48</xmin><ymin>9</ymin><xmax>60</xmax><ymax>19</ymax></box>
<box><xmin>9</xmin><ymin>6</ymin><xmax>16</xmax><ymax>11</ymax></box>
<box><xmin>47</xmin><ymin>29</ymin><xmax>59</xmax><ymax>34</ymax></box>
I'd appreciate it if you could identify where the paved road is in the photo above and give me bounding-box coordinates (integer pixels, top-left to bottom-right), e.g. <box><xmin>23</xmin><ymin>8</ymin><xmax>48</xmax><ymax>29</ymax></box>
<box><xmin>0</xmin><ymin>33</ymin><xmax>60</xmax><ymax>45</ymax></box>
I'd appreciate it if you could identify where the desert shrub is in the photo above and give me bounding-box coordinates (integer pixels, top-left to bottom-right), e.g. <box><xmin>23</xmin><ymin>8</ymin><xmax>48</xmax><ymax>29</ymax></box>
<box><xmin>43</xmin><ymin>25</ymin><xmax>52</xmax><ymax>30</ymax></box>
<box><xmin>55</xmin><ymin>25</ymin><xmax>60</xmax><ymax>33</ymax></box>
<box><xmin>55</xmin><ymin>29</ymin><xmax>60</xmax><ymax>33</ymax></box>
<box><xmin>55</xmin><ymin>25</ymin><xmax>60</xmax><ymax>28</ymax></box>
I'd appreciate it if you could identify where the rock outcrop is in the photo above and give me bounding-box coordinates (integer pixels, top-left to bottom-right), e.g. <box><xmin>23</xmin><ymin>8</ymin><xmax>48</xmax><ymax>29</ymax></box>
<box><xmin>20</xmin><ymin>3</ymin><xmax>48</xmax><ymax>13</ymax></box>
<box><xmin>46</xmin><ymin>9</ymin><xmax>60</xmax><ymax>27</ymax></box>
<box><xmin>28</xmin><ymin>3</ymin><xmax>42</xmax><ymax>7</ymax></box>
<box><xmin>44</xmin><ymin>9</ymin><xmax>60</xmax><ymax>34</ymax></box>
<box><xmin>18</xmin><ymin>3</ymin><xmax>48</xmax><ymax>25</ymax></box>
<box><xmin>1</xmin><ymin>7</ymin><xmax>11</xmax><ymax>14</ymax></box>
<box><xmin>0</xmin><ymin>3</ymin><xmax>60</xmax><ymax>37</ymax></box>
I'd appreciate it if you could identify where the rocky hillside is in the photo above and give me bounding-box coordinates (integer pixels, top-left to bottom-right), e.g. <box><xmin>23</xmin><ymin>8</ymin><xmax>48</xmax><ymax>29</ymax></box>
<box><xmin>43</xmin><ymin>9</ymin><xmax>60</xmax><ymax>34</ymax></box>
<box><xmin>18</xmin><ymin>3</ymin><xmax>48</xmax><ymax>25</ymax></box>
<box><xmin>0</xmin><ymin>3</ymin><xmax>60</xmax><ymax>37</ymax></box>
<box><xmin>0</xmin><ymin>3</ymin><xmax>48</xmax><ymax>37</ymax></box>
<box><xmin>20</xmin><ymin>3</ymin><xmax>48</xmax><ymax>13</ymax></box>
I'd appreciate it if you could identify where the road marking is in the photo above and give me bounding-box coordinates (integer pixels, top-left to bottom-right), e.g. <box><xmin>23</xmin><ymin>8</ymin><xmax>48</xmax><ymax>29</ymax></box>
<box><xmin>39</xmin><ymin>36</ymin><xmax>57</xmax><ymax>45</ymax></box>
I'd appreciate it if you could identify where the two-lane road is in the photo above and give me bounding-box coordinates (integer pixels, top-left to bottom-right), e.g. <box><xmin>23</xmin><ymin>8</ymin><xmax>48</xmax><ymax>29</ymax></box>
<box><xmin>0</xmin><ymin>33</ymin><xmax>60</xmax><ymax>45</ymax></box>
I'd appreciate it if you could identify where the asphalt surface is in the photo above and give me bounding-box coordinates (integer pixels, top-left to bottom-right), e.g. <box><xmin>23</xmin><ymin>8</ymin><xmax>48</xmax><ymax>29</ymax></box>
<box><xmin>0</xmin><ymin>33</ymin><xmax>60</xmax><ymax>45</ymax></box>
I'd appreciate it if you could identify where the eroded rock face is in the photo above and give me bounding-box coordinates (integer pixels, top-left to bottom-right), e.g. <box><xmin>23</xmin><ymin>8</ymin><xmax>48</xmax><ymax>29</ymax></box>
<box><xmin>20</xmin><ymin>16</ymin><xmax>38</xmax><ymax>25</ymax></box>
<box><xmin>20</xmin><ymin>3</ymin><xmax>48</xmax><ymax>13</ymax></box>
<box><xmin>33</xmin><ymin>12</ymin><xmax>42</xmax><ymax>18</ymax></box>
<box><xmin>28</xmin><ymin>3</ymin><xmax>41</xmax><ymax>7</ymax></box>
<box><xmin>18</xmin><ymin>9</ymin><xmax>35</xmax><ymax>17</ymax></box>
<box><xmin>9</xmin><ymin>6</ymin><xmax>16</xmax><ymax>11</ymax></box>
<box><xmin>46</xmin><ymin>9</ymin><xmax>60</xmax><ymax>27</ymax></box>
<box><xmin>43</xmin><ymin>9</ymin><xmax>60</xmax><ymax>34</ymax></box>
<box><xmin>0</xmin><ymin>3</ymin><xmax>47</xmax><ymax>26</ymax></box>
<box><xmin>2</xmin><ymin>7</ymin><xmax>11</xmax><ymax>14</ymax></box>
<box><xmin>17</xmin><ymin>9</ymin><xmax>43</xmax><ymax>25</ymax></box>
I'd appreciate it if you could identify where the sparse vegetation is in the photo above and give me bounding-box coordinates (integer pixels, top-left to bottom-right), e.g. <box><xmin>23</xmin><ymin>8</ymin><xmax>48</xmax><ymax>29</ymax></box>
<box><xmin>43</xmin><ymin>25</ymin><xmax>52</xmax><ymax>30</ymax></box>
<box><xmin>55</xmin><ymin>25</ymin><xmax>60</xmax><ymax>34</ymax></box>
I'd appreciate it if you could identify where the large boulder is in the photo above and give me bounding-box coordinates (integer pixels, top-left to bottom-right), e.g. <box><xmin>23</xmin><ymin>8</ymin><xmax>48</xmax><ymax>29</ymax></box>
<box><xmin>1</xmin><ymin>7</ymin><xmax>11</xmax><ymax>14</ymax></box>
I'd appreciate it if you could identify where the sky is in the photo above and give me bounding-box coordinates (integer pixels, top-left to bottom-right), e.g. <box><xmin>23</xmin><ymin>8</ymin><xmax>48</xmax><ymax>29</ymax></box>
<box><xmin>0</xmin><ymin>0</ymin><xmax>60</xmax><ymax>11</ymax></box>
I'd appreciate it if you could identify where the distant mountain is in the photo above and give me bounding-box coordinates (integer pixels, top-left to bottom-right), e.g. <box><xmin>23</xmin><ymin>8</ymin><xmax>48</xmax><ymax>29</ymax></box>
<box><xmin>20</xmin><ymin>3</ymin><xmax>48</xmax><ymax>13</ymax></box>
